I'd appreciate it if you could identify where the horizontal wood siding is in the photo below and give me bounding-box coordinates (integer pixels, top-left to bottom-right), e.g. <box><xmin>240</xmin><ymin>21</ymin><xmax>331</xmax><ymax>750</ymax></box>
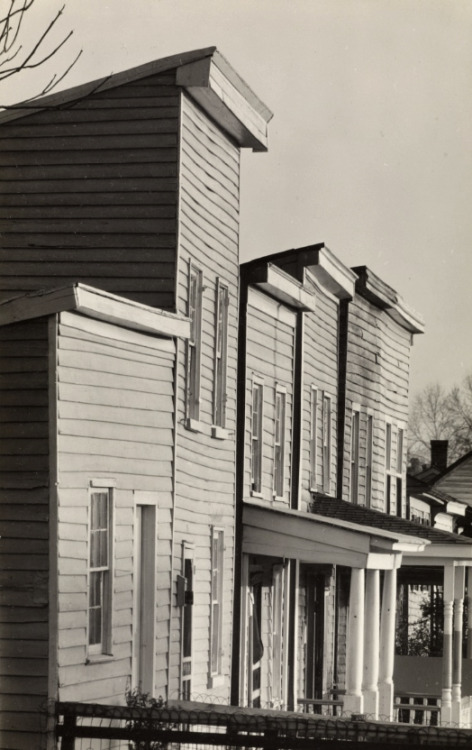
<box><xmin>171</xmin><ymin>94</ymin><xmax>240</xmax><ymax>701</ymax></box>
<box><xmin>0</xmin><ymin>73</ymin><xmax>181</xmax><ymax>308</ymax></box>
<box><xmin>344</xmin><ymin>295</ymin><xmax>411</xmax><ymax>512</ymax></box>
<box><xmin>55</xmin><ymin>311</ymin><xmax>175</xmax><ymax>704</ymax></box>
<box><xmin>0</xmin><ymin>318</ymin><xmax>50</xmax><ymax>749</ymax></box>
<box><xmin>435</xmin><ymin>457</ymin><xmax>472</xmax><ymax>505</ymax></box>
<box><xmin>245</xmin><ymin>289</ymin><xmax>296</xmax><ymax>506</ymax></box>
<box><xmin>301</xmin><ymin>277</ymin><xmax>339</xmax><ymax>511</ymax></box>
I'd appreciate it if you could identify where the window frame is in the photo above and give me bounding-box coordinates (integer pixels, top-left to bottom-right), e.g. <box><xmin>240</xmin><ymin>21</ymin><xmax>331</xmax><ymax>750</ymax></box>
<box><xmin>273</xmin><ymin>385</ymin><xmax>287</xmax><ymax>500</ymax></box>
<box><xmin>87</xmin><ymin>487</ymin><xmax>113</xmax><ymax>657</ymax></box>
<box><xmin>350</xmin><ymin>408</ymin><xmax>360</xmax><ymax>504</ymax></box>
<box><xmin>365</xmin><ymin>413</ymin><xmax>374</xmax><ymax>508</ymax></box>
<box><xmin>309</xmin><ymin>386</ymin><xmax>318</xmax><ymax>492</ymax></box>
<box><xmin>186</xmin><ymin>261</ymin><xmax>203</xmax><ymax>423</ymax></box>
<box><xmin>213</xmin><ymin>280</ymin><xmax>229</xmax><ymax>429</ymax></box>
<box><xmin>385</xmin><ymin>421</ymin><xmax>393</xmax><ymax>514</ymax></box>
<box><xmin>209</xmin><ymin>527</ymin><xmax>224</xmax><ymax>680</ymax></box>
<box><xmin>251</xmin><ymin>377</ymin><xmax>264</xmax><ymax>496</ymax></box>
<box><xmin>321</xmin><ymin>393</ymin><xmax>332</xmax><ymax>494</ymax></box>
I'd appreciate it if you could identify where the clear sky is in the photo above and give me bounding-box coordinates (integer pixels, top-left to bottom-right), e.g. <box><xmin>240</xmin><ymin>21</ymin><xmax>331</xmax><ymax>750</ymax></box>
<box><xmin>3</xmin><ymin>0</ymin><xmax>472</xmax><ymax>397</ymax></box>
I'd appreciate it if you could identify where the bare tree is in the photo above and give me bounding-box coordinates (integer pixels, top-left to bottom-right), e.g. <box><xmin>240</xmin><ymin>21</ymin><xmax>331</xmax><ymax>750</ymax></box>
<box><xmin>409</xmin><ymin>375</ymin><xmax>472</xmax><ymax>465</ymax></box>
<box><xmin>0</xmin><ymin>0</ymin><xmax>80</xmax><ymax>103</ymax></box>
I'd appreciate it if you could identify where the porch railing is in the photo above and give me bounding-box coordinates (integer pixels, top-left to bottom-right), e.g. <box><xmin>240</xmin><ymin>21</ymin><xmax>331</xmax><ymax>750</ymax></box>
<box><xmin>394</xmin><ymin>694</ymin><xmax>441</xmax><ymax>726</ymax></box>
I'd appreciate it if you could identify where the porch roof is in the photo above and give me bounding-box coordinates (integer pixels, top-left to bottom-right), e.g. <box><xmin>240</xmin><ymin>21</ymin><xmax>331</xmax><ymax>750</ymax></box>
<box><xmin>311</xmin><ymin>495</ymin><xmax>472</xmax><ymax>545</ymax></box>
<box><xmin>311</xmin><ymin>495</ymin><xmax>472</xmax><ymax>564</ymax></box>
<box><xmin>243</xmin><ymin>500</ymin><xmax>427</xmax><ymax>569</ymax></box>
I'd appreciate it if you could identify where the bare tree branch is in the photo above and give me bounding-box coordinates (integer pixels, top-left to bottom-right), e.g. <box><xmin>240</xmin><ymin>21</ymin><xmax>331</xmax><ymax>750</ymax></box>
<box><xmin>0</xmin><ymin>0</ymin><xmax>80</xmax><ymax>101</ymax></box>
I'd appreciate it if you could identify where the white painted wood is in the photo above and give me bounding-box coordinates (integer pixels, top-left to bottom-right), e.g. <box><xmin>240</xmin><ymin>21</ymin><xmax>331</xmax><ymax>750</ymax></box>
<box><xmin>344</xmin><ymin>568</ymin><xmax>365</xmax><ymax>715</ymax></box>
<box><xmin>378</xmin><ymin>568</ymin><xmax>397</xmax><ymax>721</ymax></box>
<box><xmin>363</xmin><ymin>569</ymin><xmax>380</xmax><ymax>718</ymax></box>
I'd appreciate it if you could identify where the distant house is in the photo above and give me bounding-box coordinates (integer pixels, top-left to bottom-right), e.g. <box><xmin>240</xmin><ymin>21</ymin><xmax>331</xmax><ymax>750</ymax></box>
<box><xmin>0</xmin><ymin>47</ymin><xmax>271</xmax><ymax>749</ymax></box>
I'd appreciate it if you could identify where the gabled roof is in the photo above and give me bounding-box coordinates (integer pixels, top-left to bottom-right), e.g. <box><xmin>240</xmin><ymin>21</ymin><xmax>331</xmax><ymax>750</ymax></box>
<box><xmin>0</xmin><ymin>284</ymin><xmax>190</xmax><ymax>339</ymax></box>
<box><xmin>311</xmin><ymin>495</ymin><xmax>472</xmax><ymax>546</ymax></box>
<box><xmin>433</xmin><ymin>449</ymin><xmax>472</xmax><ymax>483</ymax></box>
<box><xmin>0</xmin><ymin>47</ymin><xmax>272</xmax><ymax>151</ymax></box>
<box><xmin>352</xmin><ymin>265</ymin><xmax>424</xmax><ymax>334</ymax></box>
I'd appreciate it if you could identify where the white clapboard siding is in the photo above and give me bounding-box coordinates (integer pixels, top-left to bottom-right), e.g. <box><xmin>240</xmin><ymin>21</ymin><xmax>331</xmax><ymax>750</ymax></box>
<box><xmin>244</xmin><ymin>293</ymin><xmax>296</xmax><ymax>506</ymax></box>
<box><xmin>171</xmin><ymin>93</ymin><xmax>239</xmax><ymax>702</ymax></box>
<box><xmin>56</xmin><ymin>310</ymin><xmax>175</xmax><ymax>705</ymax></box>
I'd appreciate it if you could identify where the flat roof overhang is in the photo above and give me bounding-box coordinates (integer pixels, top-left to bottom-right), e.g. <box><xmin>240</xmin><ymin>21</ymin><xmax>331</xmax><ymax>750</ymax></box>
<box><xmin>243</xmin><ymin>501</ymin><xmax>427</xmax><ymax>570</ymax></box>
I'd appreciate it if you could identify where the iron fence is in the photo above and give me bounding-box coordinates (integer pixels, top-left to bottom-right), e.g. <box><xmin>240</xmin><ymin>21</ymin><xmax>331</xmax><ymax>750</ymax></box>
<box><xmin>55</xmin><ymin>699</ymin><xmax>472</xmax><ymax>749</ymax></box>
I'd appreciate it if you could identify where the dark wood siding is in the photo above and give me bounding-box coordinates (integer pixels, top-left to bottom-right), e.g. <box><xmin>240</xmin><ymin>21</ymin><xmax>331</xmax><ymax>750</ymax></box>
<box><xmin>0</xmin><ymin>74</ymin><xmax>181</xmax><ymax>308</ymax></box>
<box><xmin>0</xmin><ymin>318</ymin><xmax>50</xmax><ymax>750</ymax></box>
<box><xmin>55</xmin><ymin>311</ymin><xmax>175</xmax><ymax>703</ymax></box>
<box><xmin>171</xmin><ymin>94</ymin><xmax>240</xmax><ymax>701</ymax></box>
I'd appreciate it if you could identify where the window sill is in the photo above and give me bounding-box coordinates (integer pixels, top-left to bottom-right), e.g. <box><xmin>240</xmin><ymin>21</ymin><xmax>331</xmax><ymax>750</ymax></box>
<box><xmin>211</xmin><ymin>425</ymin><xmax>230</xmax><ymax>440</ymax></box>
<box><xmin>250</xmin><ymin>490</ymin><xmax>264</xmax><ymax>499</ymax></box>
<box><xmin>185</xmin><ymin>418</ymin><xmax>205</xmax><ymax>433</ymax></box>
<box><xmin>85</xmin><ymin>653</ymin><xmax>114</xmax><ymax>665</ymax></box>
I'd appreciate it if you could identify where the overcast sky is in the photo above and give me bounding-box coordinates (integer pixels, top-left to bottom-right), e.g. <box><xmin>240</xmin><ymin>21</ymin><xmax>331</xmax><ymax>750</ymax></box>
<box><xmin>3</xmin><ymin>0</ymin><xmax>472</xmax><ymax>397</ymax></box>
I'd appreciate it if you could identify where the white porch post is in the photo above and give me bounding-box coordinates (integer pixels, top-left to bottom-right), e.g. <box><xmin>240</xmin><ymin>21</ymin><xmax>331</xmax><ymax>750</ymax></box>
<box><xmin>441</xmin><ymin>563</ymin><xmax>455</xmax><ymax>725</ymax></box>
<box><xmin>378</xmin><ymin>567</ymin><xmax>397</xmax><ymax>721</ymax></box>
<box><xmin>452</xmin><ymin>566</ymin><xmax>465</xmax><ymax>725</ymax></box>
<box><xmin>363</xmin><ymin>569</ymin><xmax>380</xmax><ymax>718</ymax></box>
<box><xmin>344</xmin><ymin>567</ymin><xmax>365</xmax><ymax>715</ymax></box>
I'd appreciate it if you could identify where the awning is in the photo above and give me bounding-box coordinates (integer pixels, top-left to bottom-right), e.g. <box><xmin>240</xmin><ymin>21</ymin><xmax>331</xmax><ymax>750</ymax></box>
<box><xmin>243</xmin><ymin>500</ymin><xmax>427</xmax><ymax>570</ymax></box>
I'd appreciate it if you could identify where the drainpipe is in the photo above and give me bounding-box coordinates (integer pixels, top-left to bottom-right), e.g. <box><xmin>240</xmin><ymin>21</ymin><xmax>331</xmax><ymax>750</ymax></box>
<box><xmin>230</xmin><ymin>265</ymin><xmax>249</xmax><ymax>707</ymax></box>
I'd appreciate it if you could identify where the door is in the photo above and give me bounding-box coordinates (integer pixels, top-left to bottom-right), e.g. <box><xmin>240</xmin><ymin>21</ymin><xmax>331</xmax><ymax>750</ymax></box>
<box><xmin>133</xmin><ymin>503</ymin><xmax>157</xmax><ymax>693</ymax></box>
<box><xmin>247</xmin><ymin>572</ymin><xmax>263</xmax><ymax>708</ymax></box>
<box><xmin>305</xmin><ymin>572</ymin><xmax>325</xmax><ymax>706</ymax></box>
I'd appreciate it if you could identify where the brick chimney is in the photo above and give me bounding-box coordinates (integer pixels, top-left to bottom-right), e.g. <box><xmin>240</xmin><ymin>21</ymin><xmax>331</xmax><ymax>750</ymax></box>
<box><xmin>431</xmin><ymin>440</ymin><xmax>448</xmax><ymax>470</ymax></box>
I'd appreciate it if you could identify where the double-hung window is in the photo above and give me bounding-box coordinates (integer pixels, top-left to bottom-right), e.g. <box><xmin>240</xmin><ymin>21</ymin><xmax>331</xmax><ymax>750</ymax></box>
<box><xmin>350</xmin><ymin>409</ymin><xmax>360</xmax><ymax>504</ymax></box>
<box><xmin>213</xmin><ymin>281</ymin><xmax>229</xmax><ymax>429</ymax></box>
<box><xmin>251</xmin><ymin>380</ymin><xmax>264</xmax><ymax>494</ymax></box>
<box><xmin>310</xmin><ymin>387</ymin><xmax>318</xmax><ymax>491</ymax></box>
<box><xmin>321</xmin><ymin>394</ymin><xmax>331</xmax><ymax>493</ymax></box>
<box><xmin>365</xmin><ymin>414</ymin><xmax>374</xmax><ymax>507</ymax></box>
<box><xmin>273</xmin><ymin>387</ymin><xmax>286</xmax><ymax>499</ymax></box>
<box><xmin>88</xmin><ymin>489</ymin><xmax>112</xmax><ymax>655</ymax></box>
<box><xmin>187</xmin><ymin>262</ymin><xmax>203</xmax><ymax>423</ymax></box>
<box><xmin>210</xmin><ymin>528</ymin><xmax>224</xmax><ymax>679</ymax></box>
<box><xmin>396</xmin><ymin>427</ymin><xmax>404</xmax><ymax>517</ymax></box>
<box><xmin>385</xmin><ymin>422</ymin><xmax>393</xmax><ymax>514</ymax></box>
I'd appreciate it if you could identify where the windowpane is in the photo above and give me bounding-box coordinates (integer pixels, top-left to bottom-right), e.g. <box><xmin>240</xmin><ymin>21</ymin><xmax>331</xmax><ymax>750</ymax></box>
<box><xmin>88</xmin><ymin>490</ymin><xmax>111</xmax><ymax>652</ymax></box>
<box><xmin>210</xmin><ymin>530</ymin><xmax>224</xmax><ymax>675</ymax></box>
<box><xmin>214</xmin><ymin>283</ymin><xmax>228</xmax><ymax>427</ymax></box>
<box><xmin>187</xmin><ymin>265</ymin><xmax>202</xmax><ymax>420</ymax></box>
<box><xmin>350</xmin><ymin>411</ymin><xmax>360</xmax><ymax>504</ymax></box>
<box><xmin>274</xmin><ymin>390</ymin><xmax>286</xmax><ymax>498</ymax></box>
<box><xmin>251</xmin><ymin>383</ymin><xmax>263</xmax><ymax>493</ymax></box>
<box><xmin>322</xmin><ymin>395</ymin><xmax>331</xmax><ymax>493</ymax></box>
<box><xmin>310</xmin><ymin>388</ymin><xmax>318</xmax><ymax>489</ymax></box>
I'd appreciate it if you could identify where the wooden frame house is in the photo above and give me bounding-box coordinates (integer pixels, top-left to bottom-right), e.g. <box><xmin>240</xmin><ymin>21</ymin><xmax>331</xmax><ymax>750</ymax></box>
<box><xmin>0</xmin><ymin>47</ymin><xmax>272</xmax><ymax>749</ymax></box>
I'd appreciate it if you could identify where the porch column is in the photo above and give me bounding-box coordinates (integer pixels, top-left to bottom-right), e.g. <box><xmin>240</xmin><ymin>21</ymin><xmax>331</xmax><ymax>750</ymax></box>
<box><xmin>363</xmin><ymin>569</ymin><xmax>380</xmax><ymax>718</ymax></box>
<box><xmin>441</xmin><ymin>564</ymin><xmax>455</xmax><ymax>725</ymax></box>
<box><xmin>344</xmin><ymin>567</ymin><xmax>365</xmax><ymax>715</ymax></box>
<box><xmin>452</xmin><ymin>566</ymin><xmax>465</xmax><ymax>725</ymax></box>
<box><xmin>467</xmin><ymin>568</ymin><xmax>472</xmax><ymax>660</ymax></box>
<box><xmin>378</xmin><ymin>567</ymin><xmax>397</xmax><ymax>721</ymax></box>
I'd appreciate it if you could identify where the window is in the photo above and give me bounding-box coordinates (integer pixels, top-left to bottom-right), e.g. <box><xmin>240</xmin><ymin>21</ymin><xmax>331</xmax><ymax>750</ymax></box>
<box><xmin>180</xmin><ymin>544</ymin><xmax>194</xmax><ymax>700</ymax></box>
<box><xmin>273</xmin><ymin>388</ymin><xmax>286</xmax><ymax>499</ymax></box>
<box><xmin>385</xmin><ymin>422</ymin><xmax>392</xmax><ymax>514</ymax></box>
<box><xmin>310</xmin><ymin>387</ymin><xmax>318</xmax><ymax>490</ymax></box>
<box><xmin>396</xmin><ymin>428</ymin><xmax>404</xmax><ymax>517</ymax></box>
<box><xmin>321</xmin><ymin>394</ymin><xmax>331</xmax><ymax>493</ymax></box>
<box><xmin>213</xmin><ymin>281</ymin><xmax>229</xmax><ymax>428</ymax></box>
<box><xmin>88</xmin><ymin>490</ymin><xmax>112</xmax><ymax>654</ymax></box>
<box><xmin>365</xmin><ymin>414</ymin><xmax>374</xmax><ymax>507</ymax></box>
<box><xmin>187</xmin><ymin>263</ymin><xmax>202</xmax><ymax>422</ymax></box>
<box><xmin>210</xmin><ymin>528</ymin><xmax>224</xmax><ymax>677</ymax></box>
<box><xmin>350</xmin><ymin>410</ymin><xmax>360</xmax><ymax>504</ymax></box>
<box><xmin>251</xmin><ymin>380</ymin><xmax>263</xmax><ymax>494</ymax></box>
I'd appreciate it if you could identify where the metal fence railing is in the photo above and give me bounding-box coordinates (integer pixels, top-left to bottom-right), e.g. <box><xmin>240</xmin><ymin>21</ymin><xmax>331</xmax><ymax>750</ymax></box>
<box><xmin>55</xmin><ymin>699</ymin><xmax>472</xmax><ymax>749</ymax></box>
